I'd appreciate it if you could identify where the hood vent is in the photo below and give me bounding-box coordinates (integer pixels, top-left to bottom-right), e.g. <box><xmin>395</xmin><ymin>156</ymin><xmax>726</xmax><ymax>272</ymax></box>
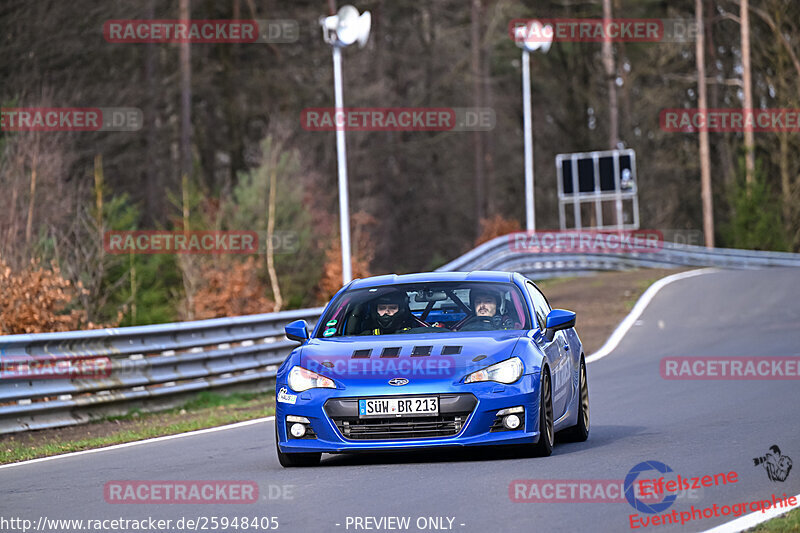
<box><xmin>352</xmin><ymin>349</ymin><xmax>372</xmax><ymax>359</ymax></box>
<box><xmin>472</xmin><ymin>355</ymin><xmax>487</xmax><ymax>362</ymax></box>
<box><xmin>380</xmin><ymin>347</ymin><xmax>400</xmax><ymax>358</ymax></box>
<box><xmin>441</xmin><ymin>345</ymin><xmax>462</xmax><ymax>355</ymax></box>
<box><xmin>411</xmin><ymin>345</ymin><xmax>433</xmax><ymax>357</ymax></box>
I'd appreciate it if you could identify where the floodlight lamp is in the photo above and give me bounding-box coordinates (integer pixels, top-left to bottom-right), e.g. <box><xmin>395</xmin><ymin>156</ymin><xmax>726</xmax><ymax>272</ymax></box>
<box><xmin>323</xmin><ymin>15</ymin><xmax>338</xmax><ymax>31</ymax></box>
<box><xmin>515</xmin><ymin>20</ymin><xmax>553</xmax><ymax>53</ymax></box>
<box><xmin>335</xmin><ymin>5</ymin><xmax>371</xmax><ymax>48</ymax></box>
<box><xmin>319</xmin><ymin>15</ymin><xmax>338</xmax><ymax>44</ymax></box>
<box><xmin>539</xmin><ymin>25</ymin><xmax>553</xmax><ymax>53</ymax></box>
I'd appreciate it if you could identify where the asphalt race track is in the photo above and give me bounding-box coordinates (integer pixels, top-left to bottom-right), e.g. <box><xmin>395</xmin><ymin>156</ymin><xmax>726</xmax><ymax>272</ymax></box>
<box><xmin>4</xmin><ymin>268</ymin><xmax>800</xmax><ymax>533</ymax></box>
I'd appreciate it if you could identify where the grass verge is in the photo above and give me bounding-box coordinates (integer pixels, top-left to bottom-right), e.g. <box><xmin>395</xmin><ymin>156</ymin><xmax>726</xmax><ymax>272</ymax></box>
<box><xmin>0</xmin><ymin>391</ymin><xmax>274</xmax><ymax>465</ymax></box>
<box><xmin>749</xmin><ymin>507</ymin><xmax>800</xmax><ymax>532</ymax></box>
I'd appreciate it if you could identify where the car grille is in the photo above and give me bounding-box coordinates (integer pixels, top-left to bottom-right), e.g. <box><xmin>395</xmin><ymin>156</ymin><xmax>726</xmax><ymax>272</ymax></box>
<box><xmin>325</xmin><ymin>394</ymin><xmax>477</xmax><ymax>441</ymax></box>
<box><xmin>333</xmin><ymin>415</ymin><xmax>467</xmax><ymax>440</ymax></box>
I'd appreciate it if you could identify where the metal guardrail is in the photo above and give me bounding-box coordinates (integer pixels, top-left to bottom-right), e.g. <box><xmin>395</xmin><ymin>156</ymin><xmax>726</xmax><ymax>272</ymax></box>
<box><xmin>1</xmin><ymin>233</ymin><xmax>799</xmax><ymax>434</ymax></box>
<box><xmin>0</xmin><ymin>308</ymin><xmax>322</xmax><ymax>433</ymax></box>
<box><xmin>437</xmin><ymin>234</ymin><xmax>800</xmax><ymax>277</ymax></box>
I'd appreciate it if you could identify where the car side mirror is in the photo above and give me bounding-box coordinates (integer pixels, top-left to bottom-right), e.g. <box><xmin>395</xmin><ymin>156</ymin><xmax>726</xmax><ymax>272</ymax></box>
<box><xmin>544</xmin><ymin>309</ymin><xmax>576</xmax><ymax>342</ymax></box>
<box><xmin>285</xmin><ymin>320</ymin><xmax>310</xmax><ymax>342</ymax></box>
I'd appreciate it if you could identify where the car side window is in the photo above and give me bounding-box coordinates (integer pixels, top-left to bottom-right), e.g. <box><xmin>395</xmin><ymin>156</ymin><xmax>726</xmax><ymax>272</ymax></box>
<box><xmin>525</xmin><ymin>282</ymin><xmax>551</xmax><ymax>331</ymax></box>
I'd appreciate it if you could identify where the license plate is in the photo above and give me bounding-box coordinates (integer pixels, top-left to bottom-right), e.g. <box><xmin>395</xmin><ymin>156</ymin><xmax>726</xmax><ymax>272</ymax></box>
<box><xmin>358</xmin><ymin>397</ymin><xmax>439</xmax><ymax>418</ymax></box>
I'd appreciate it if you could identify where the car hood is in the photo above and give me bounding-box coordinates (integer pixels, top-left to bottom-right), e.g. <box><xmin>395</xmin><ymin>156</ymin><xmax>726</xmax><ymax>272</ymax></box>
<box><xmin>298</xmin><ymin>331</ymin><xmax>524</xmax><ymax>383</ymax></box>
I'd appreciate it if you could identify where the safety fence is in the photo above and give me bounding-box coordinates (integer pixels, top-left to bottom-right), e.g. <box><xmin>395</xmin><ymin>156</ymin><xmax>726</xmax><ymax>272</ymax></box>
<box><xmin>0</xmin><ymin>308</ymin><xmax>322</xmax><ymax>433</ymax></box>
<box><xmin>437</xmin><ymin>234</ymin><xmax>800</xmax><ymax>275</ymax></box>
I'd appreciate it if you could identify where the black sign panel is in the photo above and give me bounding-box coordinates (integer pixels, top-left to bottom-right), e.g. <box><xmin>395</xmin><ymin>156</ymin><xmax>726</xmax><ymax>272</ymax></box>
<box><xmin>560</xmin><ymin>151</ymin><xmax>634</xmax><ymax>195</ymax></box>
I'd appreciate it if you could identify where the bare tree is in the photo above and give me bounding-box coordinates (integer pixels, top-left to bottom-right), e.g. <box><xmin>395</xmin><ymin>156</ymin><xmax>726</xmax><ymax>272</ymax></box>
<box><xmin>265</xmin><ymin>138</ymin><xmax>283</xmax><ymax>312</ymax></box>
<box><xmin>602</xmin><ymin>0</ymin><xmax>619</xmax><ymax>149</ymax></box>
<box><xmin>24</xmin><ymin>132</ymin><xmax>39</xmax><ymax>245</ymax></box>
<box><xmin>179</xmin><ymin>0</ymin><xmax>192</xmax><ymax>184</ymax></box>
<box><xmin>601</xmin><ymin>0</ymin><xmax>620</xmax><ymax>227</ymax></box>
<box><xmin>697</xmin><ymin>0</ymin><xmax>714</xmax><ymax>247</ymax></box>
<box><xmin>177</xmin><ymin>0</ymin><xmax>196</xmax><ymax>318</ymax></box>
<box><xmin>144</xmin><ymin>0</ymin><xmax>159</xmax><ymax>223</ymax></box>
<box><xmin>471</xmin><ymin>0</ymin><xmax>486</xmax><ymax>234</ymax></box>
<box><xmin>740</xmin><ymin>0</ymin><xmax>754</xmax><ymax>185</ymax></box>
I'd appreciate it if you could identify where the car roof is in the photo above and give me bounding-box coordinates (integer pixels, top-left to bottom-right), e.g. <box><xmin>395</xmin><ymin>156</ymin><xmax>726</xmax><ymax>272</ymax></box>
<box><xmin>347</xmin><ymin>271</ymin><xmax>515</xmax><ymax>289</ymax></box>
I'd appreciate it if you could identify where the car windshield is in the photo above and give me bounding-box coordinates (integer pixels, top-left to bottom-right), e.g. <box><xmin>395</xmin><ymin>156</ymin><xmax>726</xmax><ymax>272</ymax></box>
<box><xmin>316</xmin><ymin>282</ymin><xmax>531</xmax><ymax>337</ymax></box>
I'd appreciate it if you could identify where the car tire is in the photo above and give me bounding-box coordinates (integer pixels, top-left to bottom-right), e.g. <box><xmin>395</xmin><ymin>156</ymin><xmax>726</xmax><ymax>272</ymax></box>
<box><xmin>275</xmin><ymin>423</ymin><xmax>321</xmax><ymax>467</ymax></box>
<box><xmin>529</xmin><ymin>370</ymin><xmax>554</xmax><ymax>457</ymax></box>
<box><xmin>561</xmin><ymin>357</ymin><xmax>589</xmax><ymax>442</ymax></box>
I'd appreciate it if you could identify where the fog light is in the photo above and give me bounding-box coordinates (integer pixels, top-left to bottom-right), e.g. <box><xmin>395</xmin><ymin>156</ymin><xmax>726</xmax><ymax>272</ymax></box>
<box><xmin>503</xmin><ymin>414</ymin><xmax>521</xmax><ymax>430</ymax></box>
<box><xmin>290</xmin><ymin>423</ymin><xmax>307</xmax><ymax>438</ymax></box>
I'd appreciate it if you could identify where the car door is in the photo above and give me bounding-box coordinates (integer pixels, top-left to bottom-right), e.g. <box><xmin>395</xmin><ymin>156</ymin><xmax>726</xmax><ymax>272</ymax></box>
<box><xmin>525</xmin><ymin>282</ymin><xmax>571</xmax><ymax>420</ymax></box>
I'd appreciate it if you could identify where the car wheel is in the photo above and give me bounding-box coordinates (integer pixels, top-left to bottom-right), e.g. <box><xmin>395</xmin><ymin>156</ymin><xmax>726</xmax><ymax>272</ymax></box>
<box><xmin>275</xmin><ymin>422</ymin><xmax>321</xmax><ymax>467</ymax></box>
<box><xmin>561</xmin><ymin>357</ymin><xmax>589</xmax><ymax>442</ymax></box>
<box><xmin>529</xmin><ymin>370</ymin><xmax>554</xmax><ymax>457</ymax></box>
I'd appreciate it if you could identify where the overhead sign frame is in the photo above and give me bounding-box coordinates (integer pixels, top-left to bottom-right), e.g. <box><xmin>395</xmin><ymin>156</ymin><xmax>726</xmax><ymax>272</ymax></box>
<box><xmin>555</xmin><ymin>148</ymin><xmax>639</xmax><ymax>230</ymax></box>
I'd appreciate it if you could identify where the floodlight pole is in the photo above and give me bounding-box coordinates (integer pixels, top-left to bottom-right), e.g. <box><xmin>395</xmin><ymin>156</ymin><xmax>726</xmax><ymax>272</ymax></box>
<box><xmin>521</xmin><ymin>49</ymin><xmax>535</xmax><ymax>232</ymax></box>
<box><xmin>332</xmin><ymin>45</ymin><xmax>353</xmax><ymax>285</ymax></box>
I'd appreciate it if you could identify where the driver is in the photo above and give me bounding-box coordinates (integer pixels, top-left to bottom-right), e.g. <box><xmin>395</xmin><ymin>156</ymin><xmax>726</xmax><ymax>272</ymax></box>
<box><xmin>460</xmin><ymin>287</ymin><xmax>514</xmax><ymax>331</ymax></box>
<box><xmin>362</xmin><ymin>290</ymin><xmax>415</xmax><ymax>335</ymax></box>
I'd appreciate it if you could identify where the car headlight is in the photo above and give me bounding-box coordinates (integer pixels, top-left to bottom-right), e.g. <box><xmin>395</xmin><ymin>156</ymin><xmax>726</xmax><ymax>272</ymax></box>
<box><xmin>464</xmin><ymin>357</ymin><xmax>524</xmax><ymax>384</ymax></box>
<box><xmin>288</xmin><ymin>366</ymin><xmax>336</xmax><ymax>392</ymax></box>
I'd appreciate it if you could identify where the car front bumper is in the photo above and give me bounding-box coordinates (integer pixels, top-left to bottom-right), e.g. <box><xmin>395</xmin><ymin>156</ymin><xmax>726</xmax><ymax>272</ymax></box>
<box><xmin>275</xmin><ymin>373</ymin><xmax>541</xmax><ymax>454</ymax></box>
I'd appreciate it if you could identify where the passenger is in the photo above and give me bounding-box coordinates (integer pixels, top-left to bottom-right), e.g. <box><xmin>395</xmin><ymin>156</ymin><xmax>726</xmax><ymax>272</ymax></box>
<box><xmin>362</xmin><ymin>291</ymin><xmax>415</xmax><ymax>335</ymax></box>
<box><xmin>460</xmin><ymin>287</ymin><xmax>514</xmax><ymax>331</ymax></box>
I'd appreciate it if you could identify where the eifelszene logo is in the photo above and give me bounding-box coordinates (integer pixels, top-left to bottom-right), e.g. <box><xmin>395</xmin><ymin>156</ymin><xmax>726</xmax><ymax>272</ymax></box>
<box><xmin>624</xmin><ymin>461</ymin><xmax>678</xmax><ymax>514</ymax></box>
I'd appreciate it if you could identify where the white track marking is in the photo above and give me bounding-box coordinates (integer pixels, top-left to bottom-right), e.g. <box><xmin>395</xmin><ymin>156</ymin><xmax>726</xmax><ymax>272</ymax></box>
<box><xmin>0</xmin><ymin>416</ymin><xmax>274</xmax><ymax>470</ymax></box>
<box><xmin>586</xmin><ymin>268</ymin><xmax>717</xmax><ymax>364</ymax></box>
<box><xmin>700</xmin><ymin>492</ymin><xmax>800</xmax><ymax>533</ymax></box>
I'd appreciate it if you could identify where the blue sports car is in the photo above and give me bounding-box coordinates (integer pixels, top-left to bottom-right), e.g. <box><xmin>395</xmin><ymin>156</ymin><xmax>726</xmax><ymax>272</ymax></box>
<box><xmin>274</xmin><ymin>271</ymin><xmax>589</xmax><ymax>467</ymax></box>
